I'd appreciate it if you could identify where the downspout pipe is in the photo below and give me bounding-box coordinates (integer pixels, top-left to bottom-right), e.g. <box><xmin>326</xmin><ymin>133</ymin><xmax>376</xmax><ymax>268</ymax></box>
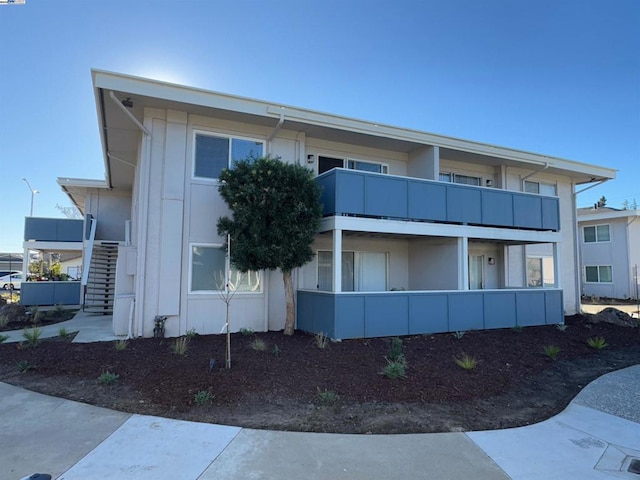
<box><xmin>267</xmin><ymin>110</ymin><xmax>285</xmax><ymax>154</ymax></box>
<box><xmin>521</xmin><ymin>162</ymin><xmax>549</xmax><ymax>185</ymax></box>
<box><xmin>108</xmin><ymin>90</ymin><xmax>152</xmax><ymax>337</ymax></box>
<box><xmin>572</xmin><ymin>178</ymin><xmax>610</xmax><ymax>313</ymax></box>
<box><xmin>108</xmin><ymin>91</ymin><xmax>151</xmax><ymax>136</ymax></box>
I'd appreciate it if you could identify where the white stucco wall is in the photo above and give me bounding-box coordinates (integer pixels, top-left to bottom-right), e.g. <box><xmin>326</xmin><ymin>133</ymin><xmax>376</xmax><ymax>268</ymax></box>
<box><xmin>408</xmin><ymin>238</ymin><xmax>458</xmax><ymax>290</ymax></box>
<box><xmin>84</xmin><ymin>189</ymin><xmax>132</xmax><ymax>241</ymax></box>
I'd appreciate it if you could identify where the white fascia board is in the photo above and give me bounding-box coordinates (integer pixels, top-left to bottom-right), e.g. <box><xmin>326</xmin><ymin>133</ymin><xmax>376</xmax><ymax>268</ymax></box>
<box><xmin>577</xmin><ymin>210</ymin><xmax>640</xmax><ymax>222</ymax></box>
<box><xmin>91</xmin><ymin>70</ymin><xmax>615</xmax><ymax>180</ymax></box>
<box><xmin>57</xmin><ymin>177</ymin><xmax>109</xmax><ymax>189</ymax></box>
<box><xmin>320</xmin><ymin>216</ymin><xmax>561</xmax><ymax>244</ymax></box>
<box><xmin>22</xmin><ymin>241</ymin><xmax>83</xmax><ymax>251</ymax></box>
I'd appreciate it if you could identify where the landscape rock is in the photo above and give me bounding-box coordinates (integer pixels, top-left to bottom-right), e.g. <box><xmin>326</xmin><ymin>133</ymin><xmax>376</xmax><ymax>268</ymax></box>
<box><xmin>585</xmin><ymin>308</ymin><xmax>640</xmax><ymax>328</ymax></box>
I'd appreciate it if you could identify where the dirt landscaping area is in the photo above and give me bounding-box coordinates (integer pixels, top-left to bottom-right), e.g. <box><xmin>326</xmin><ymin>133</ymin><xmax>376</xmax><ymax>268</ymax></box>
<box><xmin>0</xmin><ymin>313</ymin><xmax>638</xmax><ymax>434</ymax></box>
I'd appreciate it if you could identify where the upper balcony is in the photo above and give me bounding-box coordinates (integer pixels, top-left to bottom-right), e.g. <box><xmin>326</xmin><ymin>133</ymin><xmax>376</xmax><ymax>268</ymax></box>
<box><xmin>316</xmin><ymin>169</ymin><xmax>560</xmax><ymax>231</ymax></box>
<box><xmin>24</xmin><ymin>218</ymin><xmax>84</xmax><ymax>243</ymax></box>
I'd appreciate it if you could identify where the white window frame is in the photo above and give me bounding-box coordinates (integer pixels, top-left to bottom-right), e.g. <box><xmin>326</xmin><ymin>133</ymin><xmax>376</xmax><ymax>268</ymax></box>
<box><xmin>192</xmin><ymin>130</ymin><xmax>265</xmax><ymax>181</ymax></box>
<box><xmin>526</xmin><ymin>255</ymin><xmax>556</xmax><ymax>288</ymax></box>
<box><xmin>583</xmin><ymin>224</ymin><xmax>611</xmax><ymax>243</ymax></box>
<box><xmin>584</xmin><ymin>265</ymin><xmax>613</xmax><ymax>283</ymax></box>
<box><xmin>317</xmin><ymin>155</ymin><xmax>389</xmax><ymax>175</ymax></box>
<box><xmin>523</xmin><ymin>180</ymin><xmax>557</xmax><ymax>196</ymax></box>
<box><xmin>316</xmin><ymin>249</ymin><xmax>389</xmax><ymax>292</ymax></box>
<box><xmin>188</xmin><ymin>243</ymin><xmax>262</xmax><ymax>294</ymax></box>
<box><xmin>439</xmin><ymin>172</ymin><xmax>482</xmax><ymax>186</ymax></box>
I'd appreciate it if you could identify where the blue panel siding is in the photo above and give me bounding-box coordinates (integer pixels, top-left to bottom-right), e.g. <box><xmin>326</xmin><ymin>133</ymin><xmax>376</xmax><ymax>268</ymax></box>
<box><xmin>20</xmin><ymin>282</ymin><xmax>81</xmax><ymax>306</ymax></box>
<box><xmin>316</xmin><ymin>169</ymin><xmax>559</xmax><ymax>231</ymax></box>
<box><xmin>336</xmin><ymin>172</ymin><xmax>364</xmax><ymax>214</ymax></box>
<box><xmin>334</xmin><ymin>295</ymin><xmax>365</xmax><ymax>339</ymax></box>
<box><xmin>364</xmin><ymin>295</ymin><xmax>409</xmax><ymax>337</ymax></box>
<box><xmin>446</xmin><ymin>186</ymin><xmax>482</xmax><ymax>224</ymax></box>
<box><xmin>24</xmin><ymin>218</ymin><xmax>83</xmax><ymax>242</ymax></box>
<box><xmin>513</xmin><ymin>195</ymin><xmax>543</xmax><ymax>229</ymax></box>
<box><xmin>448</xmin><ymin>293</ymin><xmax>484</xmax><ymax>330</ymax></box>
<box><xmin>366</xmin><ymin>176</ymin><xmax>407</xmax><ymax>218</ymax></box>
<box><xmin>544</xmin><ymin>290</ymin><xmax>564</xmax><ymax>324</ymax></box>
<box><xmin>515</xmin><ymin>291</ymin><xmax>546</xmax><ymax>326</ymax></box>
<box><xmin>407</xmin><ymin>181</ymin><xmax>447</xmax><ymax>221</ymax></box>
<box><xmin>542</xmin><ymin>198</ymin><xmax>560</xmax><ymax>231</ymax></box>
<box><xmin>297</xmin><ymin>289</ymin><xmax>563</xmax><ymax>339</ymax></box>
<box><xmin>481</xmin><ymin>190</ymin><xmax>514</xmax><ymax>227</ymax></box>
<box><xmin>408</xmin><ymin>294</ymin><xmax>448</xmax><ymax>333</ymax></box>
<box><xmin>483</xmin><ymin>292</ymin><xmax>517</xmax><ymax>329</ymax></box>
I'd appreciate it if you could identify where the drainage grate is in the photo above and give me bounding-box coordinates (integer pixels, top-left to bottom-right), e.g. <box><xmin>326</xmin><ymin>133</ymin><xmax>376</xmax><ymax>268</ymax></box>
<box><xmin>629</xmin><ymin>459</ymin><xmax>640</xmax><ymax>475</ymax></box>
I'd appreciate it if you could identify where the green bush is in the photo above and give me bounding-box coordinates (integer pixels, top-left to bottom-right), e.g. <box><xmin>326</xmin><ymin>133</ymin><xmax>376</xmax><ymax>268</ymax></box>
<box><xmin>388</xmin><ymin>337</ymin><xmax>403</xmax><ymax>362</ymax></box>
<box><xmin>171</xmin><ymin>337</ymin><xmax>189</xmax><ymax>355</ymax></box>
<box><xmin>251</xmin><ymin>338</ymin><xmax>267</xmax><ymax>351</ymax></box>
<box><xmin>193</xmin><ymin>390</ymin><xmax>213</xmax><ymax>406</ymax></box>
<box><xmin>587</xmin><ymin>336</ymin><xmax>608</xmax><ymax>350</ymax></box>
<box><xmin>97</xmin><ymin>372</ymin><xmax>119</xmax><ymax>385</ymax></box>
<box><xmin>17</xmin><ymin>360</ymin><xmax>35</xmax><ymax>373</ymax></box>
<box><xmin>317</xmin><ymin>388</ymin><xmax>340</xmax><ymax>405</ymax></box>
<box><xmin>455</xmin><ymin>353</ymin><xmax>478</xmax><ymax>371</ymax></box>
<box><xmin>22</xmin><ymin>327</ymin><xmax>42</xmax><ymax>348</ymax></box>
<box><xmin>543</xmin><ymin>345</ymin><xmax>561</xmax><ymax>360</ymax></box>
<box><xmin>381</xmin><ymin>356</ymin><xmax>407</xmax><ymax>379</ymax></box>
<box><xmin>114</xmin><ymin>339</ymin><xmax>128</xmax><ymax>351</ymax></box>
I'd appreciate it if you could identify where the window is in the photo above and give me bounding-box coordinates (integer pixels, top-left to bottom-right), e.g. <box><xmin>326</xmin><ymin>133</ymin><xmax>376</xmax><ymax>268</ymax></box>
<box><xmin>585</xmin><ymin>265</ymin><xmax>612</xmax><ymax>283</ymax></box>
<box><xmin>583</xmin><ymin>225</ymin><xmax>610</xmax><ymax>243</ymax></box>
<box><xmin>194</xmin><ymin>132</ymin><xmax>264</xmax><ymax>179</ymax></box>
<box><xmin>439</xmin><ymin>172</ymin><xmax>481</xmax><ymax>186</ymax></box>
<box><xmin>318</xmin><ymin>156</ymin><xmax>388</xmax><ymax>175</ymax></box>
<box><xmin>317</xmin><ymin>250</ymin><xmax>387</xmax><ymax>292</ymax></box>
<box><xmin>527</xmin><ymin>256</ymin><xmax>555</xmax><ymax>288</ymax></box>
<box><xmin>524</xmin><ymin>180</ymin><xmax>557</xmax><ymax>196</ymax></box>
<box><xmin>190</xmin><ymin>245</ymin><xmax>261</xmax><ymax>293</ymax></box>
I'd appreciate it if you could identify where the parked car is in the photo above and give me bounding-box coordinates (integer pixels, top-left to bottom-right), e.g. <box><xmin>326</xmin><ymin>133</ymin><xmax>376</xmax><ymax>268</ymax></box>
<box><xmin>0</xmin><ymin>272</ymin><xmax>22</xmax><ymax>290</ymax></box>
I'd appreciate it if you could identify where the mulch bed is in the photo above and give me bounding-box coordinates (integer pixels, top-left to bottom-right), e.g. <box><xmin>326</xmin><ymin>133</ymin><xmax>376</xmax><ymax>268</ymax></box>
<box><xmin>0</xmin><ymin>314</ymin><xmax>638</xmax><ymax>434</ymax></box>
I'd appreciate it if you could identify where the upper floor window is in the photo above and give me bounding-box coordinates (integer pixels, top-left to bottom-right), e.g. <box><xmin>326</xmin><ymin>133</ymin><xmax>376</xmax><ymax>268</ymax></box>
<box><xmin>583</xmin><ymin>225</ymin><xmax>610</xmax><ymax>243</ymax></box>
<box><xmin>194</xmin><ymin>132</ymin><xmax>264</xmax><ymax>180</ymax></box>
<box><xmin>440</xmin><ymin>172</ymin><xmax>481</xmax><ymax>186</ymax></box>
<box><xmin>524</xmin><ymin>180</ymin><xmax>557</xmax><ymax>196</ymax></box>
<box><xmin>318</xmin><ymin>156</ymin><xmax>388</xmax><ymax>175</ymax></box>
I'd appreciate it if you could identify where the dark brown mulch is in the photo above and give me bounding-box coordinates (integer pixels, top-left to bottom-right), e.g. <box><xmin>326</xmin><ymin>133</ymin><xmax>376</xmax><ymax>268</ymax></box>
<box><xmin>0</xmin><ymin>314</ymin><xmax>638</xmax><ymax>434</ymax></box>
<box><xmin>0</xmin><ymin>309</ymin><xmax>78</xmax><ymax>333</ymax></box>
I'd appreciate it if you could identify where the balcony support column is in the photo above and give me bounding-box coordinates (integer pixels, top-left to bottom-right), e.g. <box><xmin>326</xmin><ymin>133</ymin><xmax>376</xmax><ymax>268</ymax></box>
<box><xmin>333</xmin><ymin>229</ymin><xmax>342</xmax><ymax>292</ymax></box>
<box><xmin>553</xmin><ymin>242</ymin><xmax>561</xmax><ymax>288</ymax></box>
<box><xmin>458</xmin><ymin>236</ymin><xmax>469</xmax><ymax>290</ymax></box>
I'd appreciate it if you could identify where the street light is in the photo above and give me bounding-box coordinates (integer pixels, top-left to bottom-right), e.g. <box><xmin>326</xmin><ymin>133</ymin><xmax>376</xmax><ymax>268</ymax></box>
<box><xmin>22</xmin><ymin>178</ymin><xmax>39</xmax><ymax>217</ymax></box>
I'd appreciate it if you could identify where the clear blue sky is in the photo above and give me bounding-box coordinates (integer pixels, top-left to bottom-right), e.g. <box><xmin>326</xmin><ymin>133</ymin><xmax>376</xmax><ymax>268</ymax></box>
<box><xmin>1</xmin><ymin>0</ymin><xmax>638</xmax><ymax>253</ymax></box>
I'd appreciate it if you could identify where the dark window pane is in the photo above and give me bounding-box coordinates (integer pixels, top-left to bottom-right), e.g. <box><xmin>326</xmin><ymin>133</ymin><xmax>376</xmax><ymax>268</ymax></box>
<box><xmin>318</xmin><ymin>156</ymin><xmax>344</xmax><ymax>174</ymax></box>
<box><xmin>599</xmin><ymin>266</ymin><xmax>612</xmax><ymax>283</ymax></box>
<box><xmin>231</xmin><ymin>138</ymin><xmax>263</xmax><ymax>165</ymax></box>
<box><xmin>585</xmin><ymin>266</ymin><xmax>599</xmax><ymax>282</ymax></box>
<box><xmin>596</xmin><ymin>225</ymin><xmax>610</xmax><ymax>242</ymax></box>
<box><xmin>584</xmin><ymin>226</ymin><xmax>596</xmax><ymax>243</ymax></box>
<box><xmin>195</xmin><ymin>135</ymin><xmax>229</xmax><ymax>179</ymax></box>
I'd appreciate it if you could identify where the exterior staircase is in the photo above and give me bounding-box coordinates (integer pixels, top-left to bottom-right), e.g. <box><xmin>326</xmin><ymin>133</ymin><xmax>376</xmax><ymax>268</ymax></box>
<box><xmin>83</xmin><ymin>242</ymin><xmax>118</xmax><ymax>314</ymax></box>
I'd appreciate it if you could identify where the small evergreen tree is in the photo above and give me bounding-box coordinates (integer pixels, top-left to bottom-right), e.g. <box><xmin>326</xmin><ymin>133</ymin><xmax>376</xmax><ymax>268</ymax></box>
<box><xmin>597</xmin><ymin>195</ymin><xmax>607</xmax><ymax>208</ymax></box>
<box><xmin>217</xmin><ymin>156</ymin><xmax>322</xmax><ymax>335</ymax></box>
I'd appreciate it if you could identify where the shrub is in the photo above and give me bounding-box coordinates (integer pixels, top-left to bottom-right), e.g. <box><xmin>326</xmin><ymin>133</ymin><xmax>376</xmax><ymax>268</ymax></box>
<box><xmin>555</xmin><ymin>323</ymin><xmax>569</xmax><ymax>332</ymax></box>
<box><xmin>31</xmin><ymin>307</ymin><xmax>46</xmax><ymax>324</ymax></box>
<box><xmin>451</xmin><ymin>331</ymin><xmax>466</xmax><ymax>340</ymax></box>
<box><xmin>381</xmin><ymin>356</ymin><xmax>407</xmax><ymax>379</ymax></box>
<box><xmin>239</xmin><ymin>328</ymin><xmax>254</xmax><ymax>336</ymax></box>
<box><xmin>58</xmin><ymin>327</ymin><xmax>71</xmax><ymax>339</ymax></box>
<box><xmin>51</xmin><ymin>304</ymin><xmax>66</xmax><ymax>318</ymax></box>
<box><xmin>0</xmin><ymin>334</ymin><xmax>8</xmax><ymax>344</ymax></box>
<box><xmin>317</xmin><ymin>388</ymin><xmax>340</xmax><ymax>405</ymax></box>
<box><xmin>455</xmin><ymin>353</ymin><xmax>478</xmax><ymax>371</ymax></box>
<box><xmin>543</xmin><ymin>345</ymin><xmax>561</xmax><ymax>360</ymax></box>
<box><xmin>171</xmin><ymin>337</ymin><xmax>190</xmax><ymax>355</ymax></box>
<box><xmin>272</xmin><ymin>344</ymin><xmax>281</xmax><ymax>356</ymax></box>
<box><xmin>97</xmin><ymin>371</ymin><xmax>119</xmax><ymax>385</ymax></box>
<box><xmin>388</xmin><ymin>337</ymin><xmax>403</xmax><ymax>362</ymax></box>
<box><xmin>193</xmin><ymin>390</ymin><xmax>213</xmax><ymax>406</ymax></box>
<box><xmin>251</xmin><ymin>338</ymin><xmax>267</xmax><ymax>351</ymax></box>
<box><xmin>0</xmin><ymin>303</ymin><xmax>28</xmax><ymax>326</ymax></box>
<box><xmin>114</xmin><ymin>339</ymin><xmax>128</xmax><ymax>351</ymax></box>
<box><xmin>185</xmin><ymin>328</ymin><xmax>198</xmax><ymax>338</ymax></box>
<box><xmin>511</xmin><ymin>325</ymin><xmax>524</xmax><ymax>333</ymax></box>
<box><xmin>315</xmin><ymin>331</ymin><xmax>328</xmax><ymax>349</ymax></box>
<box><xmin>587</xmin><ymin>336</ymin><xmax>608</xmax><ymax>350</ymax></box>
<box><xmin>22</xmin><ymin>327</ymin><xmax>42</xmax><ymax>348</ymax></box>
<box><xmin>17</xmin><ymin>360</ymin><xmax>35</xmax><ymax>373</ymax></box>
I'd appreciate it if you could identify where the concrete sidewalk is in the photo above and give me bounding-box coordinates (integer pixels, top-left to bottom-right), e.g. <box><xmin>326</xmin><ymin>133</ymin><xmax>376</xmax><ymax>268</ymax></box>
<box><xmin>1</xmin><ymin>365</ymin><xmax>639</xmax><ymax>480</ymax></box>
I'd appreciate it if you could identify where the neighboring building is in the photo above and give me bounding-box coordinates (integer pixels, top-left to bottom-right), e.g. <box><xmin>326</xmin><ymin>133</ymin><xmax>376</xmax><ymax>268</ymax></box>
<box><xmin>578</xmin><ymin>206</ymin><xmax>640</xmax><ymax>300</ymax></box>
<box><xmin>0</xmin><ymin>253</ymin><xmax>23</xmax><ymax>275</ymax></box>
<box><xmin>57</xmin><ymin>70</ymin><xmax>616</xmax><ymax>339</ymax></box>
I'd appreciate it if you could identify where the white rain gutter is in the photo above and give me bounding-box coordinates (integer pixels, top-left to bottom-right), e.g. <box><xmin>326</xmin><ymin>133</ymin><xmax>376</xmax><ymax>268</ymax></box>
<box><xmin>108</xmin><ymin>90</ymin><xmax>152</xmax><ymax>337</ymax></box>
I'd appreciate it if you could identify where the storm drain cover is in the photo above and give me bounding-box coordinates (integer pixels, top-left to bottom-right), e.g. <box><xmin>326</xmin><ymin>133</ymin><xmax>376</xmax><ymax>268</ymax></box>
<box><xmin>629</xmin><ymin>459</ymin><xmax>640</xmax><ymax>475</ymax></box>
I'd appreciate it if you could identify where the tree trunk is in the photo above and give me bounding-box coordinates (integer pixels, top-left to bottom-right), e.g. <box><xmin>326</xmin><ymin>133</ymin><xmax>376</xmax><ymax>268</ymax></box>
<box><xmin>283</xmin><ymin>269</ymin><xmax>295</xmax><ymax>335</ymax></box>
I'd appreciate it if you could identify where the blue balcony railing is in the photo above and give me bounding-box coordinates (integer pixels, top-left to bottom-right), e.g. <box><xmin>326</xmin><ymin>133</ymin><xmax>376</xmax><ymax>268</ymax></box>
<box><xmin>24</xmin><ymin>218</ymin><xmax>84</xmax><ymax>242</ymax></box>
<box><xmin>297</xmin><ymin>289</ymin><xmax>563</xmax><ymax>339</ymax></box>
<box><xmin>316</xmin><ymin>169</ymin><xmax>560</xmax><ymax>231</ymax></box>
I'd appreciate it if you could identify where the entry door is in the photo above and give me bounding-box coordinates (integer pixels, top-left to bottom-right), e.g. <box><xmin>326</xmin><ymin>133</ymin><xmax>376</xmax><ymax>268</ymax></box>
<box><xmin>469</xmin><ymin>255</ymin><xmax>484</xmax><ymax>290</ymax></box>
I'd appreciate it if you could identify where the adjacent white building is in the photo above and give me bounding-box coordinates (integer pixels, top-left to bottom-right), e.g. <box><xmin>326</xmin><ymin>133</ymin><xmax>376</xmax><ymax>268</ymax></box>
<box><xmin>57</xmin><ymin>70</ymin><xmax>616</xmax><ymax>338</ymax></box>
<box><xmin>578</xmin><ymin>206</ymin><xmax>640</xmax><ymax>300</ymax></box>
